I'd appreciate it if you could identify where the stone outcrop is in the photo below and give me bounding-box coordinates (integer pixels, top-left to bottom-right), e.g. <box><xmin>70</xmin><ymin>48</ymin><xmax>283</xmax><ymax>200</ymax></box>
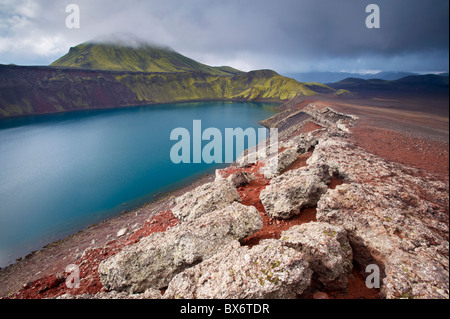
<box><xmin>312</xmin><ymin>136</ymin><xmax>449</xmax><ymax>298</ymax></box>
<box><xmin>234</xmin><ymin>132</ymin><xmax>317</xmax><ymax>179</ymax></box>
<box><xmin>215</xmin><ymin>170</ymin><xmax>256</xmax><ymax>188</ymax></box>
<box><xmin>228</xmin><ymin>171</ymin><xmax>255</xmax><ymax>188</ymax></box>
<box><xmin>260</xmin><ymin>165</ymin><xmax>331</xmax><ymax>219</ymax></box>
<box><xmin>281</xmin><ymin>132</ymin><xmax>318</xmax><ymax>154</ymax></box>
<box><xmin>163</xmin><ymin>222</ymin><xmax>353</xmax><ymax>299</ymax></box>
<box><xmin>172</xmin><ymin>179</ymin><xmax>241</xmax><ymax>221</ymax></box>
<box><xmin>261</xmin><ymin>147</ymin><xmax>298</xmax><ymax>178</ymax></box>
<box><xmin>280</xmin><ymin>222</ymin><xmax>352</xmax><ymax>290</ymax></box>
<box><xmin>235</xmin><ymin>140</ymin><xmax>278</xmax><ymax>168</ymax></box>
<box><xmin>259</xmin><ymin>104</ymin><xmax>448</xmax><ymax>298</ymax></box>
<box><xmin>164</xmin><ymin>240</ymin><xmax>312</xmax><ymax>299</ymax></box>
<box><xmin>98</xmin><ymin>202</ymin><xmax>262</xmax><ymax>293</ymax></box>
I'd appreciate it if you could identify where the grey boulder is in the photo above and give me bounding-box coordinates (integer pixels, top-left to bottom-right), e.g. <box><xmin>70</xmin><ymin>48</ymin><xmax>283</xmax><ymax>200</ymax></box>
<box><xmin>98</xmin><ymin>202</ymin><xmax>262</xmax><ymax>293</ymax></box>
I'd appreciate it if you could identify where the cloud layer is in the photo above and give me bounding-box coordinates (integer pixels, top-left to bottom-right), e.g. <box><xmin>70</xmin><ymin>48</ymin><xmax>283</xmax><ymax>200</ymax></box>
<box><xmin>0</xmin><ymin>0</ymin><xmax>448</xmax><ymax>73</ymax></box>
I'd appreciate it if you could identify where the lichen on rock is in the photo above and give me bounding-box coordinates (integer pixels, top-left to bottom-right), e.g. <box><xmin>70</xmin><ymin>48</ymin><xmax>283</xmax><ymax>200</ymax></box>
<box><xmin>260</xmin><ymin>164</ymin><xmax>331</xmax><ymax>219</ymax></box>
<box><xmin>280</xmin><ymin>222</ymin><xmax>353</xmax><ymax>290</ymax></box>
<box><xmin>281</xmin><ymin>132</ymin><xmax>318</xmax><ymax>154</ymax></box>
<box><xmin>172</xmin><ymin>179</ymin><xmax>241</xmax><ymax>221</ymax></box>
<box><xmin>261</xmin><ymin>147</ymin><xmax>298</xmax><ymax>178</ymax></box>
<box><xmin>313</xmin><ymin>135</ymin><xmax>449</xmax><ymax>299</ymax></box>
<box><xmin>164</xmin><ymin>240</ymin><xmax>312</xmax><ymax>299</ymax></box>
<box><xmin>98</xmin><ymin>202</ymin><xmax>262</xmax><ymax>293</ymax></box>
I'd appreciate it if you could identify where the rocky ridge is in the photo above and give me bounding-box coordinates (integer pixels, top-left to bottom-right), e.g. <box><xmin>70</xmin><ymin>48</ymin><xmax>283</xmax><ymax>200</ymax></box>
<box><xmin>10</xmin><ymin>102</ymin><xmax>449</xmax><ymax>299</ymax></box>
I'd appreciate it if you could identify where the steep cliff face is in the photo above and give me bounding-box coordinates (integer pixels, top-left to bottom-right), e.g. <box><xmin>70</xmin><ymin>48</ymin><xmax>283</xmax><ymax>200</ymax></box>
<box><xmin>0</xmin><ymin>65</ymin><xmax>318</xmax><ymax>118</ymax></box>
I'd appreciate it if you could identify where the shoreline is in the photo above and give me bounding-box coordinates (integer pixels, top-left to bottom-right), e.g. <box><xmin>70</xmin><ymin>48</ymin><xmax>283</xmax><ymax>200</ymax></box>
<box><xmin>0</xmin><ymin>98</ymin><xmax>284</xmax><ymax>122</ymax></box>
<box><xmin>0</xmin><ymin>169</ymin><xmax>216</xmax><ymax>298</ymax></box>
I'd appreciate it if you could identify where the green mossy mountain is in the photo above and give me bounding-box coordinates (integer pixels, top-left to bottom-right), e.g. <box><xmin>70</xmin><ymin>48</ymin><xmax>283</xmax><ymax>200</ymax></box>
<box><xmin>51</xmin><ymin>42</ymin><xmax>243</xmax><ymax>76</ymax></box>
<box><xmin>0</xmin><ymin>41</ymin><xmax>334</xmax><ymax>118</ymax></box>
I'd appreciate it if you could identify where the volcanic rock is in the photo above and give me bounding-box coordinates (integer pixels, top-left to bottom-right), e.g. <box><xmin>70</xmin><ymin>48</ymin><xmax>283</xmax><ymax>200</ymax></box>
<box><xmin>281</xmin><ymin>132</ymin><xmax>318</xmax><ymax>154</ymax></box>
<box><xmin>98</xmin><ymin>202</ymin><xmax>262</xmax><ymax>293</ymax></box>
<box><xmin>172</xmin><ymin>179</ymin><xmax>241</xmax><ymax>221</ymax></box>
<box><xmin>280</xmin><ymin>222</ymin><xmax>353</xmax><ymax>290</ymax></box>
<box><xmin>313</xmin><ymin>135</ymin><xmax>449</xmax><ymax>298</ymax></box>
<box><xmin>164</xmin><ymin>240</ymin><xmax>312</xmax><ymax>299</ymax></box>
<box><xmin>262</xmin><ymin>147</ymin><xmax>298</xmax><ymax>178</ymax></box>
<box><xmin>228</xmin><ymin>171</ymin><xmax>255</xmax><ymax>188</ymax></box>
<box><xmin>260</xmin><ymin>164</ymin><xmax>331</xmax><ymax>219</ymax></box>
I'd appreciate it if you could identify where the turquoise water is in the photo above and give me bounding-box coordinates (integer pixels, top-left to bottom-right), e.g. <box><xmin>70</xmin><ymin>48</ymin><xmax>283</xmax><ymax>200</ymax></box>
<box><xmin>0</xmin><ymin>101</ymin><xmax>277</xmax><ymax>267</ymax></box>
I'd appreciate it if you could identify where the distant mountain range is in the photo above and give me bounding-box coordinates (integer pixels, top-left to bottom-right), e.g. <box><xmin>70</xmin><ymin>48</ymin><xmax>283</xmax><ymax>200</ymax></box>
<box><xmin>283</xmin><ymin>71</ymin><xmax>448</xmax><ymax>84</ymax></box>
<box><xmin>328</xmin><ymin>74</ymin><xmax>449</xmax><ymax>92</ymax></box>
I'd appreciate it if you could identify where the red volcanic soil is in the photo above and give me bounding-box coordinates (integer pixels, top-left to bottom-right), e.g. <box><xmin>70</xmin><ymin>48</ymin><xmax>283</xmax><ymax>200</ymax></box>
<box><xmin>11</xmin><ymin>211</ymin><xmax>178</xmax><ymax>299</ymax></box>
<box><xmin>310</xmin><ymin>266</ymin><xmax>381</xmax><ymax>300</ymax></box>
<box><xmin>217</xmin><ymin>162</ymin><xmax>266</xmax><ymax>179</ymax></box>
<box><xmin>289</xmin><ymin>121</ymin><xmax>324</xmax><ymax>138</ymax></box>
<box><xmin>351</xmin><ymin>124</ymin><xmax>449</xmax><ymax>181</ymax></box>
<box><xmin>238</xmin><ymin>150</ymin><xmax>317</xmax><ymax>246</ymax></box>
<box><xmin>298</xmin><ymin>121</ymin><xmax>324</xmax><ymax>134</ymax></box>
<box><xmin>295</xmin><ymin>97</ymin><xmax>449</xmax><ymax>182</ymax></box>
<box><xmin>285</xmin><ymin>150</ymin><xmax>315</xmax><ymax>171</ymax></box>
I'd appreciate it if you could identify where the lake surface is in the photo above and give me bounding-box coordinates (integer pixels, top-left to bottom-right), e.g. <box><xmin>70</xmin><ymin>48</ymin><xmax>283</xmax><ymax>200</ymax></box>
<box><xmin>0</xmin><ymin>101</ymin><xmax>277</xmax><ymax>267</ymax></box>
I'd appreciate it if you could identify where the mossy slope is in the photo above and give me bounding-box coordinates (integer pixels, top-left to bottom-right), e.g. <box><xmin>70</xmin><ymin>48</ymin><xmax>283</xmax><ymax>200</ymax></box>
<box><xmin>51</xmin><ymin>42</ymin><xmax>243</xmax><ymax>76</ymax></box>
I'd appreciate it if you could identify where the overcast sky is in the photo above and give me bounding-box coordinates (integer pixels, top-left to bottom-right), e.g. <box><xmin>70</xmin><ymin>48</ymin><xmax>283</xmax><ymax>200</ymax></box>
<box><xmin>0</xmin><ymin>0</ymin><xmax>448</xmax><ymax>73</ymax></box>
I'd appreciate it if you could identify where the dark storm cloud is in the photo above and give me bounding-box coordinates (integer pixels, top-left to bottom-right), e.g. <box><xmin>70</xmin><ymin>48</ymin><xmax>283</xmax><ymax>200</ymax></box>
<box><xmin>196</xmin><ymin>0</ymin><xmax>449</xmax><ymax>66</ymax></box>
<box><xmin>0</xmin><ymin>0</ymin><xmax>448</xmax><ymax>72</ymax></box>
<box><xmin>266</xmin><ymin>0</ymin><xmax>449</xmax><ymax>56</ymax></box>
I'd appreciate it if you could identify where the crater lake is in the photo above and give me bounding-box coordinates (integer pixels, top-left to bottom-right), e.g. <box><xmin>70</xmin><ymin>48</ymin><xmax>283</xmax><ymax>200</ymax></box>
<box><xmin>0</xmin><ymin>101</ymin><xmax>277</xmax><ymax>267</ymax></box>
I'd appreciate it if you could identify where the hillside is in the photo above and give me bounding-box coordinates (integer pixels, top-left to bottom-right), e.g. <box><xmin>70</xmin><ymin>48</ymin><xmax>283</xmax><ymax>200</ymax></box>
<box><xmin>50</xmin><ymin>42</ymin><xmax>243</xmax><ymax>76</ymax></box>
<box><xmin>0</xmin><ymin>65</ymin><xmax>319</xmax><ymax>118</ymax></box>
